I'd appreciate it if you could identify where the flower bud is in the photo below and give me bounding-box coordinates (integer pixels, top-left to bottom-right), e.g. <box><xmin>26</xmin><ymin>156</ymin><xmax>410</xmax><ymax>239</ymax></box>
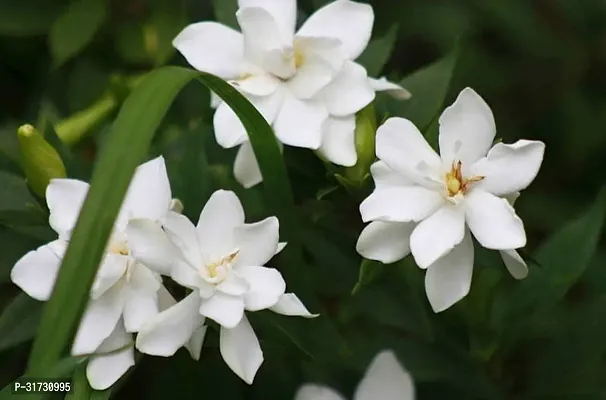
<box><xmin>342</xmin><ymin>102</ymin><xmax>377</xmax><ymax>187</ymax></box>
<box><xmin>17</xmin><ymin>124</ymin><xmax>67</xmax><ymax>197</ymax></box>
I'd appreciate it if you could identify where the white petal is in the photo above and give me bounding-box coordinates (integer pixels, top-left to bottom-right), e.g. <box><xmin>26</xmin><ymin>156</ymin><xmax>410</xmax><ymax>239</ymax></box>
<box><xmin>197</xmin><ymin>190</ymin><xmax>245</xmax><ymax>256</ymax></box>
<box><xmin>163</xmin><ymin>211</ymin><xmax>203</xmax><ymax>268</ymax></box>
<box><xmin>173</xmin><ymin>22</ymin><xmax>245</xmax><ymax>78</ymax></box>
<box><xmin>46</xmin><ymin>179</ymin><xmax>89</xmax><ymax>239</ymax></box>
<box><xmin>359</xmin><ymin>186</ymin><xmax>444</xmax><ymax>223</ymax></box>
<box><xmin>270</xmin><ymin>293</ymin><xmax>319</xmax><ymax>318</ymax></box>
<box><xmin>126</xmin><ymin>219</ymin><xmax>177</xmax><ymax>275</ymax></box>
<box><xmin>123</xmin><ymin>288</ymin><xmax>159</xmax><ymax>333</ymax></box>
<box><xmin>465</xmin><ymin>189</ymin><xmax>526</xmax><ymax>250</ymax></box>
<box><xmin>356</xmin><ymin>221</ymin><xmax>415</xmax><ymax>264</ymax></box>
<box><xmin>238</xmin><ymin>0</ymin><xmax>296</xmax><ymax>41</ymax></box>
<box><xmin>199</xmin><ymin>292</ymin><xmax>245</xmax><ymax>328</ymax></box>
<box><xmin>354</xmin><ymin>350</ymin><xmax>415</xmax><ymax>400</ymax></box>
<box><xmin>295</xmin><ymin>385</ymin><xmax>346</xmax><ymax>400</ymax></box>
<box><xmin>71</xmin><ymin>284</ymin><xmax>125</xmax><ymax>356</ymax></box>
<box><xmin>90</xmin><ymin>254</ymin><xmax>128</xmax><ymax>300</ymax></box>
<box><xmin>274</xmin><ymin>90</ymin><xmax>328</xmax><ymax>149</ymax></box>
<box><xmin>236</xmin><ymin>7</ymin><xmax>294</xmax><ymax>79</ymax></box>
<box><xmin>297</xmin><ymin>0</ymin><xmax>374</xmax><ymax>60</ymax></box>
<box><xmin>10</xmin><ymin>240</ymin><xmax>65</xmax><ymax>301</ymax></box>
<box><xmin>219</xmin><ymin>315</ymin><xmax>263</xmax><ymax>384</ymax></box>
<box><xmin>410</xmin><ymin>205</ymin><xmax>466</xmax><ymax>269</ymax></box>
<box><xmin>213</xmin><ymin>89</ymin><xmax>283</xmax><ymax>149</ymax></box>
<box><xmin>233</xmin><ymin>217</ymin><xmax>280</xmax><ymax>267</ymax></box>
<box><xmin>438</xmin><ymin>87</ymin><xmax>496</xmax><ymax>167</ymax></box>
<box><xmin>237</xmin><ymin>265</ymin><xmax>285</xmax><ymax>311</ymax></box>
<box><xmin>369</xmin><ymin>77</ymin><xmax>411</xmax><ymax>100</ymax></box>
<box><xmin>317</xmin><ymin>61</ymin><xmax>374</xmax><ymax>117</ymax></box>
<box><xmin>217</xmin><ymin>272</ymin><xmax>251</xmax><ymax>296</ymax></box>
<box><xmin>231</xmin><ymin>74</ymin><xmax>280</xmax><ymax>97</ymax></box>
<box><xmin>424</xmin><ymin>230</ymin><xmax>474</xmax><ymax>313</ymax></box>
<box><xmin>234</xmin><ymin>141</ymin><xmax>264</xmax><ymax>189</ymax></box>
<box><xmin>369</xmin><ymin>161</ymin><xmax>415</xmax><ymax>190</ymax></box>
<box><xmin>185</xmin><ymin>325</ymin><xmax>208</xmax><ymax>361</ymax></box>
<box><xmin>286</xmin><ymin>36</ymin><xmax>345</xmax><ymax>98</ymax></box>
<box><xmin>375</xmin><ymin>117</ymin><xmax>442</xmax><ymax>186</ymax></box>
<box><xmin>470</xmin><ymin>140</ymin><xmax>546</xmax><ymax>197</ymax></box>
<box><xmin>122</xmin><ymin>156</ymin><xmax>172</xmax><ymax>223</ymax></box>
<box><xmin>500</xmin><ymin>249</ymin><xmax>528</xmax><ymax>280</ymax></box>
<box><xmin>86</xmin><ymin>320</ymin><xmax>135</xmax><ymax>391</ymax></box>
<box><xmin>211</xmin><ymin>92</ymin><xmax>222</xmax><ymax>108</ymax></box>
<box><xmin>318</xmin><ymin>116</ymin><xmax>357</xmax><ymax>167</ymax></box>
<box><xmin>135</xmin><ymin>293</ymin><xmax>204</xmax><ymax>357</ymax></box>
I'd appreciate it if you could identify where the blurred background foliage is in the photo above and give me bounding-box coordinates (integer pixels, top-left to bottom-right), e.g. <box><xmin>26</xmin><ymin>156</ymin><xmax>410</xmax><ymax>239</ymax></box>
<box><xmin>1</xmin><ymin>0</ymin><xmax>606</xmax><ymax>399</ymax></box>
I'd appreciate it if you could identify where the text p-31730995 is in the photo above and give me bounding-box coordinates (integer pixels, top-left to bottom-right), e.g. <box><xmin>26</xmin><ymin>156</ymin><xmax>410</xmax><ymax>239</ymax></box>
<box><xmin>12</xmin><ymin>378</ymin><xmax>72</xmax><ymax>394</ymax></box>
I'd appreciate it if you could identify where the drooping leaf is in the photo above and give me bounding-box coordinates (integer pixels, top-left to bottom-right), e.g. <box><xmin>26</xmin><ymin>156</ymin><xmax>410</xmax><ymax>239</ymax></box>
<box><xmin>49</xmin><ymin>0</ymin><xmax>107</xmax><ymax>68</ymax></box>
<box><xmin>26</xmin><ymin>66</ymin><xmax>301</xmax><ymax>376</ymax></box>
<box><xmin>352</xmin><ymin>259</ymin><xmax>385</xmax><ymax>295</ymax></box>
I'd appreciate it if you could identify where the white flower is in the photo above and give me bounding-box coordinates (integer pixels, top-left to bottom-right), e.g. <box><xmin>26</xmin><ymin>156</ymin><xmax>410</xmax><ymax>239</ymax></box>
<box><xmin>173</xmin><ymin>0</ymin><xmax>409</xmax><ymax>188</ymax></box>
<box><xmin>294</xmin><ymin>350</ymin><xmax>414</xmax><ymax>400</ymax></box>
<box><xmin>133</xmin><ymin>189</ymin><xmax>317</xmax><ymax>384</ymax></box>
<box><xmin>356</xmin><ymin>88</ymin><xmax>545</xmax><ymax>312</ymax></box>
<box><xmin>10</xmin><ymin>156</ymin><xmax>176</xmax><ymax>389</ymax></box>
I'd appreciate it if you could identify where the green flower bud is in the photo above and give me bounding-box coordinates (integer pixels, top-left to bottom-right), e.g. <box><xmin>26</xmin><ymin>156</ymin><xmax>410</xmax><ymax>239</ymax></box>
<box><xmin>342</xmin><ymin>102</ymin><xmax>377</xmax><ymax>187</ymax></box>
<box><xmin>18</xmin><ymin>124</ymin><xmax>67</xmax><ymax>198</ymax></box>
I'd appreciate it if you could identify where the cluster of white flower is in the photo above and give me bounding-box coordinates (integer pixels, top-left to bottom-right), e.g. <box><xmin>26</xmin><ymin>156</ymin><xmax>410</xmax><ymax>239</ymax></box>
<box><xmin>9</xmin><ymin>0</ymin><xmax>546</xmax><ymax>396</ymax></box>
<box><xmin>173</xmin><ymin>0</ymin><xmax>409</xmax><ymax>188</ymax></box>
<box><xmin>11</xmin><ymin>157</ymin><xmax>316</xmax><ymax>389</ymax></box>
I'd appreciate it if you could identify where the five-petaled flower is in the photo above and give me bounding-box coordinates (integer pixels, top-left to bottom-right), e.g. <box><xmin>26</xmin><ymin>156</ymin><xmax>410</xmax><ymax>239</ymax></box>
<box><xmin>173</xmin><ymin>0</ymin><xmax>409</xmax><ymax>188</ymax></box>
<box><xmin>132</xmin><ymin>190</ymin><xmax>317</xmax><ymax>384</ymax></box>
<box><xmin>295</xmin><ymin>350</ymin><xmax>415</xmax><ymax>400</ymax></box>
<box><xmin>356</xmin><ymin>87</ymin><xmax>545</xmax><ymax>312</ymax></box>
<box><xmin>10</xmin><ymin>156</ymin><xmax>190</xmax><ymax>390</ymax></box>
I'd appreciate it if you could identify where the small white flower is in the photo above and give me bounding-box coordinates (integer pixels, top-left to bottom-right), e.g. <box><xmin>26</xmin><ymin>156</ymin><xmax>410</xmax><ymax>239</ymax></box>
<box><xmin>356</xmin><ymin>88</ymin><xmax>545</xmax><ymax>312</ymax></box>
<box><xmin>10</xmin><ymin>156</ymin><xmax>176</xmax><ymax>390</ymax></box>
<box><xmin>173</xmin><ymin>0</ymin><xmax>408</xmax><ymax>188</ymax></box>
<box><xmin>294</xmin><ymin>350</ymin><xmax>414</xmax><ymax>400</ymax></box>
<box><xmin>133</xmin><ymin>189</ymin><xmax>316</xmax><ymax>384</ymax></box>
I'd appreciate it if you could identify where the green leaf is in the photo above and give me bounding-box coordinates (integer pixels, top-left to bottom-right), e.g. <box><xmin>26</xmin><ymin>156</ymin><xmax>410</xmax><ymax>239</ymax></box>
<box><xmin>49</xmin><ymin>0</ymin><xmax>107</xmax><ymax>68</ymax></box>
<box><xmin>212</xmin><ymin>0</ymin><xmax>239</xmax><ymax>29</ymax></box>
<box><xmin>65</xmin><ymin>363</ymin><xmax>94</xmax><ymax>400</ymax></box>
<box><xmin>352</xmin><ymin>259</ymin><xmax>385</xmax><ymax>295</ymax></box>
<box><xmin>0</xmin><ymin>294</ymin><xmax>42</xmax><ymax>352</ymax></box>
<box><xmin>26</xmin><ymin>66</ymin><xmax>300</xmax><ymax>375</ymax></box>
<box><xmin>0</xmin><ymin>226</ymin><xmax>45</xmax><ymax>282</ymax></box>
<box><xmin>357</xmin><ymin>24</ymin><xmax>399</xmax><ymax>77</ymax></box>
<box><xmin>393</xmin><ymin>42</ymin><xmax>460</xmax><ymax>132</ymax></box>
<box><xmin>493</xmin><ymin>186</ymin><xmax>606</xmax><ymax>337</ymax></box>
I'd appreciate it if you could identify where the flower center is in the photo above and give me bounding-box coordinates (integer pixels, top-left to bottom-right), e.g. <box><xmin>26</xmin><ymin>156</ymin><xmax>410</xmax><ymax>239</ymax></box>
<box><xmin>109</xmin><ymin>239</ymin><xmax>129</xmax><ymax>256</ymax></box>
<box><xmin>294</xmin><ymin>48</ymin><xmax>305</xmax><ymax>69</ymax></box>
<box><xmin>445</xmin><ymin>160</ymin><xmax>484</xmax><ymax>197</ymax></box>
<box><xmin>201</xmin><ymin>250</ymin><xmax>240</xmax><ymax>284</ymax></box>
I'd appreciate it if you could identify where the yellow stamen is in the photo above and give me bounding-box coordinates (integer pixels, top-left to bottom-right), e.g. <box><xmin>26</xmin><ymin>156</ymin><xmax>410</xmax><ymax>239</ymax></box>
<box><xmin>294</xmin><ymin>50</ymin><xmax>304</xmax><ymax>69</ymax></box>
<box><xmin>206</xmin><ymin>250</ymin><xmax>240</xmax><ymax>278</ymax></box>
<box><xmin>445</xmin><ymin>160</ymin><xmax>484</xmax><ymax>197</ymax></box>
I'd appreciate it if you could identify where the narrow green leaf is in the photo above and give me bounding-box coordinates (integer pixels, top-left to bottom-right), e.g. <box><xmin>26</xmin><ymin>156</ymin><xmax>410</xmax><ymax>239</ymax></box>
<box><xmin>27</xmin><ymin>66</ymin><xmax>300</xmax><ymax>376</ymax></box>
<box><xmin>352</xmin><ymin>259</ymin><xmax>385</xmax><ymax>295</ymax></box>
<box><xmin>0</xmin><ymin>294</ymin><xmax>42</xmax><ymax>352</ymax></box>
<box><xmin>65</xmin><ymin>363</ymin><xmax>91</xmax><ymax>400</ymax></box>
<box><xmin>212</xmin><ymin>0</ymin><xmax>239</xmax><ymax>29</ymax></box>
<box><xmin>519</xmin><ymin>186</ymin><xmax>606</xmax><ymax>308</ymax></box>
<box><xmin>394</xmin><ymin>42</ymin><xmax>460</xmax><ymax>132</ymax></box>
<box><xmin>49</xmin><ymin>0</ymin><xmax>107</xmax><ymax>68</ymax></box>
<box><xmin>493</xmin><ymin>186</ymin><xmax>606</xmax><ymax>336</ymax></box>
<box><xmin>357</xmin><ymin>24</ymin><xmax>399</xmax><ymax>77</ymax></box>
